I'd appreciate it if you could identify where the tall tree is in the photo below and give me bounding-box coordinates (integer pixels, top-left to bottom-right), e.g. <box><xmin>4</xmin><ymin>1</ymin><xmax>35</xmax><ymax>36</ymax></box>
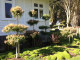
<box><xmin>71</xmin><ymin>0</ymin><xmax>80</xmax><ymax>27</ymax></box>
<box><xmin>61</xmin><ymin>0</ymin><xmax>71</xmax><ymax>27</ymax></box>
<box><xmin>49</xmin><ymin>0</ymin><xmax>65</xmax><ymax>25</ymax></box>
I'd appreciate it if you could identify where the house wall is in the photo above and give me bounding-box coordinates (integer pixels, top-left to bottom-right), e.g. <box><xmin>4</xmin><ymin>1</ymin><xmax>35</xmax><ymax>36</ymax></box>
<box><xmin>0</xmin><ymin>0</ymin><xmax>49</xmax><ymax>36</ymax></box>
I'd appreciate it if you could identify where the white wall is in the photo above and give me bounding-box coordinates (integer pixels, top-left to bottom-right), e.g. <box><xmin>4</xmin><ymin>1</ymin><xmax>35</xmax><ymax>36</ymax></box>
<box><xmin>0</xmin><ymin>0</ymin><xmax>49</xmax><ymax>36</ymax></box>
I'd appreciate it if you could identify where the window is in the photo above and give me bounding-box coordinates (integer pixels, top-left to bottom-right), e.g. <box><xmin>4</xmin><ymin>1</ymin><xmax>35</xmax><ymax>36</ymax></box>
<box><xmin>34</xmin><ymin>3</ymin><xmax>38</xmax><ymax>7</ymax></box>
<box><xmin>39</xmin><ymin>9</ymin><xmax>43</xmax><ymax>18</ymax></box>
<box><xmin>34</xmin><ymin>3</ymin><xmax>43</xmax><ymax>19</ymax></box>
<box><xmin>6</xmin><ymin>0</ymin><xmax>12</xmax><ymax>1</ymax></box>
<box><xmin>5</xmin><ymin>0</ymin><xmax>13</xmax><ymax>18</ymax></box>
<box><xmin>34</xmin><ymin>9</ymin><xmax>38</xmax><ymax>18</ymax></box>
<box><xmin>39</xmin><ymin>4</ymin><xmax>43</xmax><ymax>8</ymax></box>
<box><xmin>5</xmin><ymin>3</ymin><xmax>12</xmax><ymax>18</ymax></box>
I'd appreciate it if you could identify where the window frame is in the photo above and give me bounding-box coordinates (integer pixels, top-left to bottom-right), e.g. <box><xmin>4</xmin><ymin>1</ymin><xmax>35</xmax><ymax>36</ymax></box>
<box><xmin>39</xmin><ymin>9</ymin><xmax>43</xmax><ymax>19</ymax></box>
<box><xmin>1</xmin><ymin>0</ymin><xmax>16</xmax><ymax>20</ymax></box>
<box><xmin>33</xmin><ymin>2</ymin><xmax>44</xmax><ymax>19</ymax></box>
<box><xmin>5</xmin><ymin>3</ymin><xmax>12</xmax><ymax>18</ymax></box>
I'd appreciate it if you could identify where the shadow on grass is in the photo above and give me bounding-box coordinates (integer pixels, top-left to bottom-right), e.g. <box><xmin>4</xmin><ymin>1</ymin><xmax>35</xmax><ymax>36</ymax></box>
<box><xmin>38</xmin><ymin>46</ymin><xmax>65</xmax><ymax>56</ymax></box>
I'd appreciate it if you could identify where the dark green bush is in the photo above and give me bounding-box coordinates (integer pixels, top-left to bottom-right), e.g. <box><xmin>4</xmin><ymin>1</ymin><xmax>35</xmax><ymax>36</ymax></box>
<box><xmin>42</xmin><ymin>14</ymin><xmax>50</xmax><ymax>20</ymax></box>
<box><xmin>24</xmin><ymin>31</ymin><xmax>41</xmax><ymax>47</ymax></box>
<box><xmin>27</xmin><ymin>20</ymin><xmax>39</xmax><ymax>26</ymax></box>
<box><xmin>39</xmin><ymin>26</ymin><xmax>49</xmax><ymax>30</ymax></box>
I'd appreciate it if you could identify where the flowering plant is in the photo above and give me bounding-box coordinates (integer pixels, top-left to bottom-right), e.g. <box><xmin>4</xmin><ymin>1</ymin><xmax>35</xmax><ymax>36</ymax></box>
<box><xmin>10</xmin><ymin>6</ymin><xmax>24</xmax><ymax>18</ymax></box>
<box><xmin>4</xmin><ymin>34</ymin><xmax>25</xmax><ymax>46</ymax></box>
<box><xmin>2</xmin><ymin>23</ymin><xmax>28</xmax><ymax>33</ymax></box>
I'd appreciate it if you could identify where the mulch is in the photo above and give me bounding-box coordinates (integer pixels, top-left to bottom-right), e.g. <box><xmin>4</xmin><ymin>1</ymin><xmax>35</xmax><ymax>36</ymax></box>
<box><xmin>8</xmin><ymin>58</ymin><xmax>24</xmax><ymax>60</ymax></box>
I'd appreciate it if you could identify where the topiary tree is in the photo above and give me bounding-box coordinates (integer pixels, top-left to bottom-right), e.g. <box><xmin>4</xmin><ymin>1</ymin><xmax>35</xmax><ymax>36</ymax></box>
<box><xmin>28</xmin><ymin>10</ymin><xmax>39</xmax><ymax>30</ymax></box>
<box><xmin>39</xmin><ymin>14</ymin><xmax>50</xmax><ymax>33</ymax></box>
<box><xmin>2</xmin><ymin>6</ymin><xmax>28</xmax><ymax>58</ymax></box>
<box><xmin>27</xmin><ymin>20</ymin><xmax>39</xmax><ymax>30</ymax></box>
<box><xmin>42</xmin><ymin>14</ymin><xmax>50</xmax><ymax>25</ymax></box>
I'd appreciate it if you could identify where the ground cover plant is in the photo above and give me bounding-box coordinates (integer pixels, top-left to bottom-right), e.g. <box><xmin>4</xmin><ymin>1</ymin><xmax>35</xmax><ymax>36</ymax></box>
<box><xmin>1</xmin><ymin>41</ymin><xmax>80</xmax><ymax>60</ymax></box>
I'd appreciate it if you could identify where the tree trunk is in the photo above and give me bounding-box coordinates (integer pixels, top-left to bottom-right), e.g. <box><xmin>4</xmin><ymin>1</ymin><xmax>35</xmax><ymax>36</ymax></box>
<box><xmin>33</xmin><ymin>25</ymin><xmax>34</xmax><ymax>30</ymax></box>
<box><xmin>16</xmin><ymin>42</ymin><xmax>20</xmax><ymax>58</ymax></box>
<box><xmin>16</xmin><ymin>43</ymin><xmax>18</xmax><ymax>58</ymax></box>
<box><xmin>16</xmin><ymin>15</ymin><xmax>20</xmax><ymax>58</ymax></box>
<box><xmin>18</xmin><ymin>42</ymin><xmax>20</xmax><ymax>58</ymax></box>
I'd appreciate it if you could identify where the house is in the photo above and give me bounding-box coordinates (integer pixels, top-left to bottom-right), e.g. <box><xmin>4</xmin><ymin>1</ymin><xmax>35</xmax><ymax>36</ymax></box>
<box><xmin>0</xmin><ymin>0</ymin><xmax>49</xmax><ymax>36</ymax></box>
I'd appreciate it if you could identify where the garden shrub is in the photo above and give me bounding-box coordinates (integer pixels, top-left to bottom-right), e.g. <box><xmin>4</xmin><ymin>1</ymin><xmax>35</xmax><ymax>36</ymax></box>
<box><xmin>2</xmin><ymin>24</ymin><xmax>28</xmax><ymax>33</ymax></box>
<box><xmin>4</xmin><ymin>34</ymin><xmax>25</xmax><ymax>46</ymax></box>
<box><xmin>7</xmin><ymin>52</ymin><xmax>15</xmax><ymax>58</ymax></box>
<box><xmin>22</xmin><ymin>51</ymin><xmax>30</xmax><ymax>56</ymax></box>
<box><xmin>72</xmin><ymin>38</ymin><xmax>80</xmax><ymax>45</ymax></box>
<box><xmin>39</xmin><ymin>26</ymin><xmax>49</xmax><ymax>30</ymax></box>
<box><xmin>50</xmin><ymin>29</ymin><xmax>61</xmax><ymax>43</ymax></box>
<box><xmin>61</xmin><ymin>27</ymin><xmax>77</xmax><ymax>37</ymax></box>
<box><xmin>0</xmin><ymin>56</ymin><xmax>2</xmax><ymax>60</ymax></box>
<box><xmin>60</xmin><ymin>27</ymin><xmax>78</xmax><ymax>45</ymax></box>
<box><xmin>63</xmin><ymin>51</ymin><xmax>71</xmax><ymax>59</ymax></box>
<box><xmin>24</xmin><ymin>31</ymin><xmax>41</xmax><ymax>47</ymax></box>
<box><xmin>42</xmin><ymin>14</ymin><xmax>50</xmax><ymax>21</ymax></box>
<box><xmin>24</xmin><ymin>56</ymin><xmax>28</xmax><ymax>60</ymax></box>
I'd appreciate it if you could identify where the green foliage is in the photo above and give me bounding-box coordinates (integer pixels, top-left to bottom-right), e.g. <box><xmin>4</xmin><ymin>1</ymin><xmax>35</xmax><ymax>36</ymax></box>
<box><xmin>68</xmin><ymin>49</ymin><xmax>80</xmax><ymax>55</ymax></box>
<box><xmin>2</xmin><ymin>45</ymin><xmax>80</xmax><ymax>60</ymax></box>
<box><xmin>61</xmin><ymin>27</ymin><xmax>77</xmax><ymax>37</ymax></box>
<box><xmin>53</xmin><ymin>24</ymin><xmax>65</xmax><ymax>28</ymax></box>
<box><xmin>27</xmin><ymin>20</ymin><xmax>39</xmax><ymax>26</ymax></box>
<box><xmin>30</xmin><ymin>32</ymin><xmax>40</xmax><ymax>39</ymax></box>
<box><xmin>4</xmin><ymin>34</ymin><xmax>25</xmax><ymax>46</ymax></box>
<box><xmin>60</xmin><ymin>21</ymin><xmax>66</xmax><ymax>27</ymax></box>
<box><xmin>72</xmin><ymin>38</ymin><xmax>80</xmax><ymax>45</ymax></box>
<box><xmin>39</xmin><ymin>26</ymin><xmax>49</xmax><ymax>29</ymax></box>
<box><xmin>28</xmin><ymin>10</ymin><xmax>37</xmax><ymax>17</ymax></box>
<box><xmin>7</xmin><ymin>52</ymin><xmax>15</xmax><ymax>58</ymax></box>
<box><xmin>69</xmin><ymin>56</ymin><xmax>80</xmax><ymax>60</ymax></box>
<box><xmin>40</xmin><ymin>31</ymin><xmax>50</xmax><ymax>35</ymax></box>
<box><xmin>24</xmin><ymin>56</ymin><xmax>28</xmax><ymax>60</ymax></box>
<box><xmin>52</xmin><ymin>29</ymin><xmax>61</xmax><ymax>35</ymax></box>
<box><xmin>42</xmin><ymin>14</ymin><xmax>50</xmax><ymax>20</ymax></box>
<box><xmin>2</xmin><ymin>23</ymin><xmax>28</xmax><ymax>33</ymax></box>
<box><xmin>10</xmin><ymin>6</ymin><xmax>24</xmax><ymax>18</ymax></box>
<box><xmin>43</xmin><ymin>51</ymin><xmax>71</xmax><ymax>60</ymax></box>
